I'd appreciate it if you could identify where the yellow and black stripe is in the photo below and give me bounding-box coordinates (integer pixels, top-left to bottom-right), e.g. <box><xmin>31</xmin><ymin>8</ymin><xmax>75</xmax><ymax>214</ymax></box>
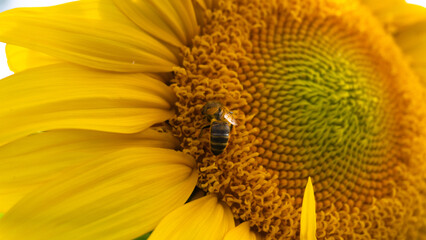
<box><xmin>210</xmin><ymin>120</ymin><xmax>231</xmax><ymax>155</ymax></box>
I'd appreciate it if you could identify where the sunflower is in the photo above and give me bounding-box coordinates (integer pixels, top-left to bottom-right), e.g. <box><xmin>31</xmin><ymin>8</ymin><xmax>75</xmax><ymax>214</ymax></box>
<box><xmin>0</xmin><ymin>0</ymin><xmax>426</xmax><ymax>239</ymax></box>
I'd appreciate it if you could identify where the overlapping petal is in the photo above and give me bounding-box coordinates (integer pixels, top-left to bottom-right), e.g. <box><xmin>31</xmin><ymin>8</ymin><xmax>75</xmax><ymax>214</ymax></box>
<box><xmin>360</xmin><ymin>1</ymin><xmax>426</xmax><ymax>85</ymax></box>
<box><xmin>224</xmin><ymin>222</ymin><xmax>262</xmax><ymax>240</ymax></box>
<box><xmin>149</xmin><ymin>195</ymin><xmax>235</xmax><ymax>240</ymax></box>
<box><xmin>0</xmin><ymin>128</ymin><xmax>179</xmax><ymax>212</ymax></box>
<box><xmin>113</xmin><ymin>0</ymin><xmax>199</xmax><ymax>47</ymax></box>
<box><xmin>6</xmin><ymin>44</ymin><xmax>62</xmax><ymax>72</ymax></box>
<box><xmin>393</xmin><ymin>20</ymin><xmax>426</xmax><ymax>85</ymax></box>
<box><xmin>0</xmin><ymin>147</ymin><xmax>198</xmax><ymax>240</ymax></box>
<box><xmin>194</xmin><ymin>0</ymin><xmax>217</xmax><ymax>11</ymax></box>
<box><xmin>361</xmin><ymin>0</ymin><xmax>426</xmax><ymax>33</ymax></box>
<box><xmin>0</xmin><ymin>0</ymin><xmax>179</xmax><ymax>72</ymax></box>
<box><xmin>0</xmin><ymin>63</ymin><xmax>175</xmax><ymax>147</ymax></box>
<box><xmin>5</xmin><ymin>44</ymin><xmax>175</xmax><ymax>82</ymax></box>
<box><xmin>192</xmin><ymin>0</ymin><xmax>219</xmax><ymax>27</ymax></box>
<box><xmin>35</xmin><ymin>0</ymin><xmax>143</xmax><ymax>23</ymax></box>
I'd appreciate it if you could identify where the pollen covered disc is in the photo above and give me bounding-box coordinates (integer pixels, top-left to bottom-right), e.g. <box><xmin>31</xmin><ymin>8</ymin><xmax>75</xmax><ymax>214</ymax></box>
<box><xmin>170</xmin><ymin>0</ymin><xmax>426</xmax><ymax>239</ymax></box>
<box><xmin>246</xmin><ymin>9</ymin><xmax>401</xmax><ymax>211</ymax></box>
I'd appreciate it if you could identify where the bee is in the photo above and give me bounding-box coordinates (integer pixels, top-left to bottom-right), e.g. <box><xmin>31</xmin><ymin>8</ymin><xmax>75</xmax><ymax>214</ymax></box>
<box><xmin>200</xmin><ymin>102</ymin><xmax>237</xmax><ymax>155</ymax></box>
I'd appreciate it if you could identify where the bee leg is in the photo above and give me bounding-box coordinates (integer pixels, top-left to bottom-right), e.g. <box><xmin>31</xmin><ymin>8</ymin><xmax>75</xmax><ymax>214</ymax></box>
<box><xmin>197</xmin><ymin>125</ymin><xmax>210</xmax><ymax>138</ymax></box>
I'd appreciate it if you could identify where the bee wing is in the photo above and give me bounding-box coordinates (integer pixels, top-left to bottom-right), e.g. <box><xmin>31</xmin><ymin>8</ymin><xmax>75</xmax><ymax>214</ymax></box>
<box><xmin>224</xmin><ymin>112</ymin><xmax>238</xmax><ymax>125</ymax></box>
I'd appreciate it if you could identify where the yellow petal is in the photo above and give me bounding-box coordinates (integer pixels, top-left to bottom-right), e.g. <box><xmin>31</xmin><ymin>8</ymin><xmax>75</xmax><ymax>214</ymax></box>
<box><xmin>149</xmin><ymin>195</ymin><xmax>235</xmax><ymax>240</ymax></box>
<box><xmin>5</xmin><ymin>0</ymin><xmax>133</xmax><ymax>73</ymax></box>
<box><xmin>192</xmin><ymin>0</ymin><xmax>218</xmax><ymax>28</ymax></box>
<box><xmin>194</xmin><ymin>0</ymin><xmax>217</xmax><ymax>11</ymax></box>
<box><xmin>0</xmin><ymin>128</ymin><xmax>179</xmax><ymax>212</ymax></box>
<box><xmin>412</xmin><ymin>64</ymin><xmax>426</xmax><ymax>84</ymax></box>
<box><xmin>39</xmin><ymin>0</ymin><xmax>140</xmax><ymax>23</ymax></box>
<box><xmin>224</xmin><ymin>222</ymin><xmax>262</xmax><ymax>240</ymax></box>
<box><xmin>364</xmin><ymin>1</ymin><xmax>426</xmax><ymax>86</ymax></box>
<box><xmin>113</xmin><ymin>0</ymin><xmax>199</xmax><ymax>47</ymax></box>
<box><xmin>361</xmin><ymin>0</ymin><xmax>426</xmax><ymax>33</ymax></box>
<box><xmin>300</xmin><ymin>177</ymin><xmax>317</xmax><ymax>240</ymax></box>
<box><xmin>0</xmin><ymin>0</ymin><xmax>178</xmax><ymax>72</ymax></box>
<box><xmin>6</xmin><ymin>44</ymin><xmax>62</xmax><ymax>73</ymax></box>
<box><xmin>393</xmin><ymin>20</ymin><xmax>426</xmax><ymax>85</ymax></box>
<box><xmin>0</xmin><ymin>64</ymin><xmax>175</xmax><ymax>147</ymax></box>
<box><xmin>0</xmin><ymin>147</ymin><xmax>198</xmax><ymax>240</ymax></box>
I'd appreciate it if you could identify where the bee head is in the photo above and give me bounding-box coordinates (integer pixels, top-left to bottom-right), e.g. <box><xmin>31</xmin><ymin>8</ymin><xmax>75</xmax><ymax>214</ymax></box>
<box><xmin>202</xmin><ymin>101</ymin><xmax>223</xmax><ymax>121</ymax></box>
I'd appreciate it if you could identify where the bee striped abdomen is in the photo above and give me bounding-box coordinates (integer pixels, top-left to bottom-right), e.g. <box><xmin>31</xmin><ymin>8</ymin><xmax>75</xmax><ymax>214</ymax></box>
<box><xmin>210</xmin><ymin>121</ymin><xmax>231</xmax><ymax>155</ymax></box>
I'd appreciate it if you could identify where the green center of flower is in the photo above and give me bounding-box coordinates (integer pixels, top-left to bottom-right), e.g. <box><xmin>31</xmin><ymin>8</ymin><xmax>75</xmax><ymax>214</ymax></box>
<box><xmin>248</xmin><ymin>14</ymin><xmax>403</xmax><ymax>210</ymax></box>
<box><xmin>170</xmin><ymin>0</ymin><xmax>426</xmax><ymax>239</ymax></box>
